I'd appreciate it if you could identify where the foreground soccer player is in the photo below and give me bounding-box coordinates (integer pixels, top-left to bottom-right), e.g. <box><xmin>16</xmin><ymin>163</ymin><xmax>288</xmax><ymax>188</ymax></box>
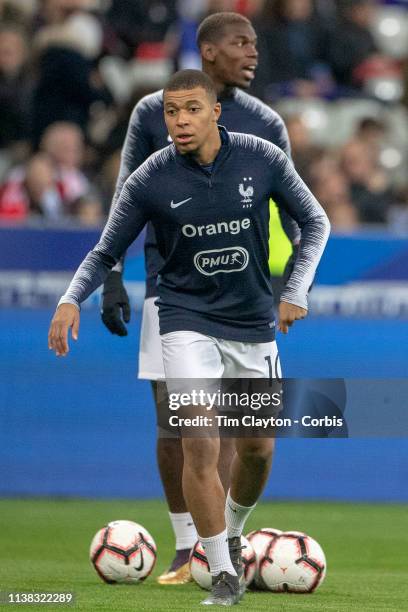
<box><xmin>49</xmin><ymin>70</ymin><xmax>330</xmax><ymax>606</ymax></box>
<box><xmin>101</xmin><ymin>12</ymin><xmax>299</xmax><ymax>583</ymax></box>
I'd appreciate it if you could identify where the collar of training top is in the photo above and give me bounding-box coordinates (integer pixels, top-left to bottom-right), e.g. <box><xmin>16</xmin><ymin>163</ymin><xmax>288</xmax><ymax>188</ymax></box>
<box><xmin>174</xmin><ymin>125</ymin><xmax>230</xmax><ymax>171</ymax></box>
<box><xmin>217</xmin><ymin>87</ymin><xmax>237</xmax><ymax>102</ymax></box>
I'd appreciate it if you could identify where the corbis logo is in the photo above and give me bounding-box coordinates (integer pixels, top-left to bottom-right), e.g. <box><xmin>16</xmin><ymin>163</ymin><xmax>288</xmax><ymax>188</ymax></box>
<box><xmin>194</xmin><ymin>247</ymin><xmax>249</xmax><ymax>276</ymax></box>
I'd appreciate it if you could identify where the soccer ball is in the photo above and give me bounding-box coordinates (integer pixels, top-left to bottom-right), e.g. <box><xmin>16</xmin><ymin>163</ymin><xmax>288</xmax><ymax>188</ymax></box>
<box><xmin>258</xmin><ymin>530</ymin><xmax>326</xmax><ymax>593</ymax></box>
<box><xmin>190</xmin><ymin>536</ymin><xmax>256</xmax><ymax>590</ymax></box>
<box><xmin>246</xmin><ymin>528</ymin><xmax>282</xmax><ymax>588</ymax></box>
<box><xmin>90</xmin><ymin>520</ymin><xmax>157</xmax><ymax>584</ymax></box>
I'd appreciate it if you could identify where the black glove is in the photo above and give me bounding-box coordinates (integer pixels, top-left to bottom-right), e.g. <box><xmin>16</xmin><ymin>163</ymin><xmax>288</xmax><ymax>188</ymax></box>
<box><xmin>282</xmin><ymin>243</ymin><xmax>299</xmax><ymax>285</ymax></box>
<box><xmin>101</xmin><ymin>271</ymin><xmax>131</xmax><ymax>336</ymax></box>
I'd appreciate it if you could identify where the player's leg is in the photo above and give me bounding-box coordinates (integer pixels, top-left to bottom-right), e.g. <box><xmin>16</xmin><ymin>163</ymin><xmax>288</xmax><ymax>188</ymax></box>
<box><xmin>139</xmin><ymin>299</ymin><xmax>196</xmax><ymax>583</ymax></box>
<box><xmin>152</xmin><ymin>381</ymin><xmax>197</xmax><ymax>582</ymax></box>
<box><xmin>161</xmin><ymin>331</ymin><xmax>241</xmax><ymax>605</ymax></box>
<box><xmin>225</xmin><ymin>435</ymin><xmax>275</xmax><ymax>593</ymax></box>
<box><xmin>153</xmin><ymin>379</ymin><xmax>234</xmax><ymax>507</ymax></box>
<box><xmin>181</xmin><ymin>435</ymin><xmax>225</xmax><ymax>536</ymax></box>
<box><xmin>221</xmin><ymin>339</ymin><xmax>281</xmax><ymax>589</ymax></box>
<box><xmin>153</xmin><ymin>375</ymin><xmax>235</xmax><ymax>584</ymax></box>
<box><xmin>217</xmin><ymin>436</ymin><xmax>235</xmax><ymax>493</ymax></box>
<box><xmin>182</xmin><ymin>433</ymin><xmax>240</xmax><ymax>605</ymax></box>
<box><xmin>226</xmin><ymin>436</ymin><xmax>275</xmax><ymax>533</ymax></box>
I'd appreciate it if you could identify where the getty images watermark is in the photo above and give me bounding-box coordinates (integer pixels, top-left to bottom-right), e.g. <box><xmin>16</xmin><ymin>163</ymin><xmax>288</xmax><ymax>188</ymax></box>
<box><xmin>159</xmin><ymin>379</ymin><xmax>408</xmax><ymax>438</ymax></box>
<box><xmin>166</xmin><ymin>388</ymin><xmax>344</xmax><ymax>430</ymax></box>
<box><xmin>168</xmin><ymin>389</ymin><xmax>282</xmax><ymax>411</ymax></box>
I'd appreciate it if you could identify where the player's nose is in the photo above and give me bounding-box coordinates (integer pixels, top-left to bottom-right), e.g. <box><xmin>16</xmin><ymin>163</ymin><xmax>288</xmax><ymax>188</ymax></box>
<box><xmin>176</xmin><ymin>110</ymin><xmax>190</xmax><ymax>126</ymax></box>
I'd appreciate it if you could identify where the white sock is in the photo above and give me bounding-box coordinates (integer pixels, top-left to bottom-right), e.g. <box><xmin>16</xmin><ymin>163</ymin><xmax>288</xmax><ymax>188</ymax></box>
<box><xmin>225</xmin><ymin>491</ymin><xmax>257</xmax><ymax>538</ymax></box>
<box><xmin>169</xmin><ymin>512</ymin><xmax>198</xmax><ymax>550</ymax></box>
<box><xmin>199</xmin><ymin>529</ymin><xmax>237</xmax><ymax>576</ymax></box>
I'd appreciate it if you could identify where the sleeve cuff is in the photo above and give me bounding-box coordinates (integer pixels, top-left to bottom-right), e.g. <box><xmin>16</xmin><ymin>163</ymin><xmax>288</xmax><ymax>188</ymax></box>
<box><xmin>57</xmin><ymin>297</ymin><xmax>80</xmax><ymax>311</ymax></box>
<box><xmin>279</xmin><ymin>295</ymin><xmax>308</xmax><ymax>311</ymax></box>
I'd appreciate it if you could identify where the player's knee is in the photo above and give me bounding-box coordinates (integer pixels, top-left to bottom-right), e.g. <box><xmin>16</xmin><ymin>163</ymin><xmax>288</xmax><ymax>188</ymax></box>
<box><xmin>157</xmin><ymin>436</ymin><xmax>182</xmax><ymax>463</ymax></box>
<box><xmin>219</xmin><ymin>437</ymin><xmax>235</xmax><ymax>456</ymax></box>
<box><xmin>182</xmin><ymin>437</ymin><xmax>219</xmax><ymax>475</ymax></box>
<box><xmin>238</xmin><ymin>439</ymin><xmax>274</xmax><ymax>468</ymax></box>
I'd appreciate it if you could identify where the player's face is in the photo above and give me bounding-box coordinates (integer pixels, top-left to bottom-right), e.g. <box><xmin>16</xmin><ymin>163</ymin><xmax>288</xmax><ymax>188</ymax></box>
<box><xmin>164</xmin><ymin>87</ymin><xmax>221</xmax><ymax>154</ymax></box>
<box><xmin>203</xmin><ymin>23</ymin><xmax>258</xmax><ymax>89</ymax></box>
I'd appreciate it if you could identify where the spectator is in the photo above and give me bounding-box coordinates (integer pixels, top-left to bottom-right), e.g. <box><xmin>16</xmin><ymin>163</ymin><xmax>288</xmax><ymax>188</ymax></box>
<box><xmin>285</xmin><ymin>114</ymin><xmax>324</xmax><ymax>180</ymax></box>
<box><xmin>253</xmin><ymin>0</ymin><xmax>333</xmax><ymax>100</ymax></box>
<box><xmin>32</xmin><ymin>0</ymin><xmax>95</xmax><ymax>30</ymax></box>
<box><xmin>40</xmin><ymin>121</ymin><xmax>91</xmax><ymax>207</ymax></box>
<box><xmin>105</xmin><ymin>0</ymin><xmax>178</xmax><ymax>59</ymax></box>
<box><xmin>308</xmin><ymin>150</ymin><xmax>339</xmax><ymax>185</ymax></box>
<box><xmin>0</xmin><ymin>0</ymin><xmax>36</xmax><ymax>24</ymax></box>
<box><xmin>0</xmin><ymin>153</ymin><xmax>63</xmax><ymax>221</ymax></box>
<box><xmin>340</xmin><ymin>138</ymin><xmax>395</xmax><ymax>224</ymax></box>
<box><xmin>31</xmin><ymin>11</ymin><xmax>112</xmax><ymax>145</ymax></box>
<box><xmin>355</xmin><ymin>116</ymin><xmax>387</xmax><ymax>152</ymax></box>
<box><xmin>326</xmin><ymin>0</ymin><xmax>380</xmax><ymax>90</ymax></box>
<box><xmin>176</xmin><ymin>0</ymin><xmax>207</xmax><ymax>70</ymax></box>
<box><xmin>0</xmin><ymin>25</ymin><xmax>32</xmax><ymax>150</ymax></box>
<box><xmin>70</xmin><ymin>193</ymin><xmax>105</xmax><ymax>227</ymax></box>
<box><xmin>313</xmin><ymin>167</ymin><xmax>359</xmax><ymax>231</ymax></box>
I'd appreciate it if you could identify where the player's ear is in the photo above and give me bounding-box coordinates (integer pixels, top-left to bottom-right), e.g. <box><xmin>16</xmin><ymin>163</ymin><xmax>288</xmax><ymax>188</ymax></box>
<box><xmin>213</xmin><ymin>102</ymin><xmax>221</xmax><ymax>122</ymax></box>
<box><xmin>201</xmin><ymin>42</ymin><xmax>217</xmax><ymax>62</ymax></box>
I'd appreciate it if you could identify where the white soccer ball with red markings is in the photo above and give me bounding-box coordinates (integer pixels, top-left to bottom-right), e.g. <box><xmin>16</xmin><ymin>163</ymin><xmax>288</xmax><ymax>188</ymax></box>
<box><xmin>90</xmin><ymin>520</ymin><xmax>157</xmax><ymax>584</ymax></box>
<box><xmin>246</xmin><ymin>528</ymin><xmax>282</xmax><ymax>587</ymax></box>
<box><xmin>189</xmin><ymin>536</ymin><xmax>256</xmax><ymax>590</ymax></box>
<box><xmin>258</xmin><ymin>530</ymin><xmax>326</xmax><ymax>593</ymax></box>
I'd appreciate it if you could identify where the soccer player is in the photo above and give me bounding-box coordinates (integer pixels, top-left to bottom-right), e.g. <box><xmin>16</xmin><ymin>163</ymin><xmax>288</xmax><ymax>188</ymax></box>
<box><xmin>49</xmin><ymin>69</ymin><xmax>330</xmax><ymax>606</ymax></box>
<box><xmin>100</xmin><ymin>11</ymin><xmax>300</xmax><ymax>584</ymax></box>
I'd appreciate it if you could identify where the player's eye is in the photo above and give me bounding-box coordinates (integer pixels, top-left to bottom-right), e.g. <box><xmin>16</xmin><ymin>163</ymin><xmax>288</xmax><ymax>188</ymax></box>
<box><xmin>190</xmin><ymin>106</ymin><xmax>200</xmax><ymax>113</ymax></box>
<box><xmin>166</xmin><ymin>109</ymin><xmax>177</xmax><ymax>116</ymax></box>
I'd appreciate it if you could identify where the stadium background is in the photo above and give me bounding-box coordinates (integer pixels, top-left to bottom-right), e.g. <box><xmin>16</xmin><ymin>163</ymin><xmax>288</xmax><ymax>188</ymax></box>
<box><xmin>1</xmin><ymin>0</ymin><xmax>408</xmax><ymax>518</ymax></box>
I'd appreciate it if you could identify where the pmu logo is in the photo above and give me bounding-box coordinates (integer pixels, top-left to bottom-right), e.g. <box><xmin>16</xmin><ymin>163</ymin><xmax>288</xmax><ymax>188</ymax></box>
<box><xmin>194</xmin><ymin>247</ymin><xmax>249</xmax><ymax>276</ymax></box>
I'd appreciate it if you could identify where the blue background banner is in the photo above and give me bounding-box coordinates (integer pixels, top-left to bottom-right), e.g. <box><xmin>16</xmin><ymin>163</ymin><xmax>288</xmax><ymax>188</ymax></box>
<box><xmin>1</xmin><ymin>226</ymin><xmax>407</xmax><ymax>281</ymax></box>
<box><xmin>1</xmin><ymin>309</ymin><xmax>407</xmax><ymax>502</ymax></box>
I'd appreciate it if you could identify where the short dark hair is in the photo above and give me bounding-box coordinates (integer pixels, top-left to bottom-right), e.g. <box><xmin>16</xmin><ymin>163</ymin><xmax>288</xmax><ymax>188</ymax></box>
<box><xmin>163</xmin><ymin>69</ymin><xmax>217</xmax><ymax>102</ymax></box>
<box><xmin>197</xmin><ymin>12</ymin><xmax>251</xmax><ymax>48</ymax></box>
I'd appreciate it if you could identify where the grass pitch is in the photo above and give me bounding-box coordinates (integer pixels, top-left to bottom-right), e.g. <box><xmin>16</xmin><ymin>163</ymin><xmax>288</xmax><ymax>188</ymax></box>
<box><xmin>0</xmin><ymin>499</ymin><xmax>406</xmax><ymax>611</ymax></box>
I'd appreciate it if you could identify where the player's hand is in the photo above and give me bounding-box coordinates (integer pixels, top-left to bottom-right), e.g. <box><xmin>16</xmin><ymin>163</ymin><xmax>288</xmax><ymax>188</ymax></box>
<box><xmin>101</xmin><ymin>270</ymin><xmax>131</xmax><ymax>336</ymax></box>
<box><xmin>278</xmin><ymin>301</ymin><xmax>307</xmax><ymax>334</ymax></box>
<box><xmin>48</xmin><ymin>303</ymin><xmax>80</xmax><ymax>356</ymax></box>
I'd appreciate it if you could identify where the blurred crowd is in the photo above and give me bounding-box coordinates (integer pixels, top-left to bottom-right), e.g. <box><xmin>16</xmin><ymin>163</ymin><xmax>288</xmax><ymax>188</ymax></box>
<box><xmin>0</xmin><ymin>0</ymin><xmax>407</xmax><ymax>231</ymax></box>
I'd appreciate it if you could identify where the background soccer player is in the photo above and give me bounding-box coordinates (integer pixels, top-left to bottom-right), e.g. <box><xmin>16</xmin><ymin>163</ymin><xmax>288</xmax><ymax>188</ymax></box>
<box><xmin>100</xmin><ymin>12</ymin><xmax>299</xmax><ymax>584</ymax></box>
<box><xmin>49</xmin><ymin>69</ymin><xmax>330</xmax><ymax>606</ymax></box>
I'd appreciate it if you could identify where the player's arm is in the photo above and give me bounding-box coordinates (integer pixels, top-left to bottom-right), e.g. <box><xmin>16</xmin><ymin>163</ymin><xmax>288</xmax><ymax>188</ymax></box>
<box><xmin>267</xmin><ymin>148</ymin><xmax>330</xmax><ymax>333</ymax></box>
<box><xmin>267</xmin><ymin>111</ymin><xmax>301</xmax><ymax>250</ymax></box>
<box><xmin>102</xmin><ymin>100</ymin><xmax>154</xmax><ymax>336</ymax></box>
<box><xmin>49</xmin><ymin>176</ymin><xmax>149</xmax><ymax>356</ymax></box>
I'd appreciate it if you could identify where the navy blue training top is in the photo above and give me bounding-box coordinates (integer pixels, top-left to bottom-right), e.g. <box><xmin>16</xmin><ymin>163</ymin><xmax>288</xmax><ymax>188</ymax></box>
<box><xmin>60</xmin><ymin>128</ymin><xmax>330</xmax><ymax>343</ymax></box>
<box><xmin>109</xmin><ymin>87</ymin><xmax>300</xmax><ymax>298</ymax></box>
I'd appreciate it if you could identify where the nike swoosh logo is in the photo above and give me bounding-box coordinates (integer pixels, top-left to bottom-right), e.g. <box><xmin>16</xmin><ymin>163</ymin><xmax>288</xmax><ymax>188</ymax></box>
<box><xmin>171</xmin><ymin>197</ymin><xmax>192</xmax><ymax>209</ymax></box>
<box><xmin>134</xmin><ymin>548</ymin><xmax>144</xmax><ymax>571</ymax></box>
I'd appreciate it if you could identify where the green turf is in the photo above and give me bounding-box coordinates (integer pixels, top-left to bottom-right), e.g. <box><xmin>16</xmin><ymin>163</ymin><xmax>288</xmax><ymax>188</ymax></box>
<box><xmin>0</xmin><ymin>499</ymin><xmax>406</xmax><ymax>611</ymax></box>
